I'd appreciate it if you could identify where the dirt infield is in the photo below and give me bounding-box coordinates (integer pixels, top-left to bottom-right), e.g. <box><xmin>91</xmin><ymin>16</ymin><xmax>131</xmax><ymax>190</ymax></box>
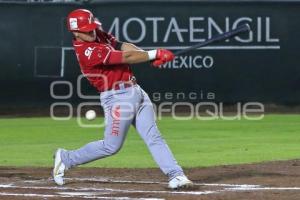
<box><xmin>1</xmin><ymin>160</ymin><xmax>300</xmax><ymax>200</ymax></box>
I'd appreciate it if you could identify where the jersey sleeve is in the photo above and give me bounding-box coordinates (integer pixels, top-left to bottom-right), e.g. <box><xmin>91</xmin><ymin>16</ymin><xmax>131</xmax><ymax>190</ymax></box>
<box><xmin>80</xmin><ymin>44</ymin><xmax>112</xmax><ymax>67</ymax></box>
<box><xmin>80</xmin><ymin>43</ymin><xmax>124</xmax><ymax>67</ymax></box>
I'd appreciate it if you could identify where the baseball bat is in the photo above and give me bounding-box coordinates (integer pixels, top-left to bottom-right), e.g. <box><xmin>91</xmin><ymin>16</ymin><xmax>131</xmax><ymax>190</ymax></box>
<box><xmin>174</xmin><ymin>23</ymin><xmax>251</xmax><ymax>56</ymax></box>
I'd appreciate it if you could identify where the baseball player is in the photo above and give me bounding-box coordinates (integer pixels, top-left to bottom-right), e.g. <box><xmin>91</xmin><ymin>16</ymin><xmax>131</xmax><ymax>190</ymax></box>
<box><xmin>53</xmin><ymin>9</ymin><xmax>193</xmax><ymax>189</ymax></box>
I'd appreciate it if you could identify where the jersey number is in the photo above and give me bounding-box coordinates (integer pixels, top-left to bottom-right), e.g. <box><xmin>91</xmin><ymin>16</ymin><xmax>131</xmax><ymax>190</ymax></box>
<box><xmin>84</xmin><ymin>47</ymin><xmax>96</xmax><ymax>60</ymax></box>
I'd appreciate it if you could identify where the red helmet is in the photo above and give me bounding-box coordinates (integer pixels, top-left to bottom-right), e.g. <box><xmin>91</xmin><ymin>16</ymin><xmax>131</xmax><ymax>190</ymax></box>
<box><xmin>67</xmin><ymin>9</ymin><xmax>101</xmax><ymax>32</ymax></box>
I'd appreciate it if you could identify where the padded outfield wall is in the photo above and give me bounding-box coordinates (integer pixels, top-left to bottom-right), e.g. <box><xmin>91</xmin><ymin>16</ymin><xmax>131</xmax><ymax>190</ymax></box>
<box><xmin>0</xmin><ymin>0</ymin><xmax>299</xmax><ymax>108</ymax></box>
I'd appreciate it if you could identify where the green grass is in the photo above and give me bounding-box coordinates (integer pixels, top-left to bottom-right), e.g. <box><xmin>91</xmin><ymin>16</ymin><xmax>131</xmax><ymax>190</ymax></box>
<box><xmin>0</xmin><ymin>115</ymin><xmax>299</xmax><ymax>168</ymax></box>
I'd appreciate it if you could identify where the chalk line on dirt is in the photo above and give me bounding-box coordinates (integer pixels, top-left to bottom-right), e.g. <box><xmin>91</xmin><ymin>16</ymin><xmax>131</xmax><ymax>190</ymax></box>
<box><xmin>23</xmin><ymin>177</ymin><xmax>263</xmax><ymax>189</ymax></box>
<box><xmin>0</xmin><ymin>192</ymin><xmax>164</xmax><ymax>200</ymax></box>
<box><xmin>0</xmin><ymin>183</ymin><xmax>217</xmax><ymax>195</ymax></box>
<box><xmin>2</xmin><ymin>178</ymin><xmax>300</xmax><ymax>200</ymax></box>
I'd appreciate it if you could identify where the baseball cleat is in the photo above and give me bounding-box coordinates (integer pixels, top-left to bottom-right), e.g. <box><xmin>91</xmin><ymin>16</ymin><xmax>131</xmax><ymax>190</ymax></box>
<box><xmin>53</xmin><ymin>148</ymin><xmax>66</xmax><ymax>186</ymax></box>
<box><xmin>168</xmin><ymin>175</ymin><xmax>194</xmax><ymax>189</ymax></box>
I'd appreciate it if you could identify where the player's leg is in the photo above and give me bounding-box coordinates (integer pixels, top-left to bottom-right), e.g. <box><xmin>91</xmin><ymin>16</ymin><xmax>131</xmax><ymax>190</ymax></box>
<box><xmin>53</xmin><ymin>87</ymin><xmax>140</xmax><ymax>185</ymax></box>
<box><xmin>61</xmin><ymin>90</ymin><xmax>140</xmax><ymax>168</ymax></box>
<box><xmin>60</xmin><ymin>105</ymin><xmax>130</xmax><ymax>168</ymax></box>
<box><xmin>132</xmin><ymin>87</ymin><xmax>193</xmax><ymax>189</ymax></box>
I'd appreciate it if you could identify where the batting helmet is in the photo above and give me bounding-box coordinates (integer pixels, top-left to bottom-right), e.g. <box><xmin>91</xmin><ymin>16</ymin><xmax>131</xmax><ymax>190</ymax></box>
<box><xmin>67</xmin><ymin>9</ymin><xmax>101</xmax><ymax>32</ymax></box>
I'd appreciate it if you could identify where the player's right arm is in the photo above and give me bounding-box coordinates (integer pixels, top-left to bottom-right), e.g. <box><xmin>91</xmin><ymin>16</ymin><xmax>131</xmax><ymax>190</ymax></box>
<box><xmin>113</xmin><ymin>49</ymin><xmax>174</xmax><ymax>66</ymax></box>
<box><xmin>119</xmin><ymin>42</ymin><xmax>175</xmax><ymax>65</ymax></box>
<box><xmin>120</xmin><ymin>42</ymin><xmax>143</xmax><ymax>51</ymax></box>
<box><xmin>96</xmin><ymin>30</ymin><xmax>174</xmax><ymax>66</ymax></box>
<box><xmin>108</xmin><ymin>40</ymin><xmax>174</xmax><ymax>65</ymax></box>
<box><xmin>109</xmin><ymin>42</ymin><xmax>151</xmax><ymax>64</ymax></box>
<box><xmin>118</xmin><ymin>43</ymin><xmax>175</xmax><ymax>66</ymax></box>
<box><xmin>80</xmin><ymin>43</ymin><xmax>174</xmax><ymax>67</ymax></box>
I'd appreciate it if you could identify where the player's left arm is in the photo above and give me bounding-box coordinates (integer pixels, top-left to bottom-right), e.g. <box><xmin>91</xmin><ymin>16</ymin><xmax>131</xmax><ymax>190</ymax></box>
<box><xmin>116</xmin><ymin>42</ymin><xmax>173</xmax><ymax>66</ymax></box>
<box><xmin>119</xmin><ymin>42</ymin><xmax>168</xmax><ymax>66</ymax></box>
<box><xmin>120</xmin><ymin>42</ymin><xmax>165</xmax><ymax>65</ymax></box>
<box><xmin>120</xmin><ymin>42</ymin><xmax>144</xmax><ymax>51</ymax></box>
<box><xmin>101</xmin><ymin>30</ymin><xmax>173</xmax><ymax>66</ymax></box>
<box><xmin>97</xmin><ymin>26</ymin><xmax>142</xmax><ymax>52</ymax></box>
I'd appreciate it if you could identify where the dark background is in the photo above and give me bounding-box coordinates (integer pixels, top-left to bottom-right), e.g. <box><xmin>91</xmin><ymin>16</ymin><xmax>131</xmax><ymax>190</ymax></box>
<box><xmin>0</xmin><ymin>0</ymin><xmax>299</xmax><ymax>111</ymax></box>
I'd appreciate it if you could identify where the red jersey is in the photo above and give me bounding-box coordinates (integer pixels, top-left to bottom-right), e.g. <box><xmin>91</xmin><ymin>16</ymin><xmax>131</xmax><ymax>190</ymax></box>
<box><xmin>73</xmin><ymin>31</ymin><xmax>133</xmax><ymax>92</ymax></box>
